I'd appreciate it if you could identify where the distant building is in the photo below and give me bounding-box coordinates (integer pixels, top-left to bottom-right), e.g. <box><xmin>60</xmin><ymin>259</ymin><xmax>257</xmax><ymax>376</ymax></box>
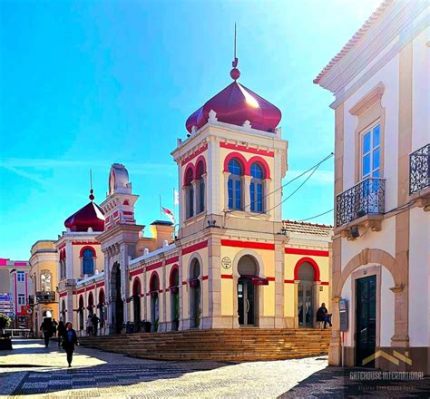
<box><xmin>29</xmin><ymin>241</ymin><xmax>58</xmax><ymax>333</ymax></box>
<box><xmin>315</xmin><ymin>0</ymin><xmax>429</xmax><ymax>373</ymax></box>
<box><xmin>0</xmin><ymin>258</ymin><xmax>31</xmax><ymax>328</ymax></box>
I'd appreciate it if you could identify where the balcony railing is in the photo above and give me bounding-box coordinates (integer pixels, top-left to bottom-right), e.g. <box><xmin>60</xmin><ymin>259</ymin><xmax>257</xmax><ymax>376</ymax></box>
<box><xmin>336</xmin><ymin>177</ymin><xmax>385</xmax><ymax>227</ymax></box>
<box><xmin>409</xmin><ymin>143</ymin><xmax>430</xmax><ymax>195</ymax></box>
<box><xmin>36</xmin><ymin>291</ymin><xmax>56</xmax><ymax>303</ymax></box>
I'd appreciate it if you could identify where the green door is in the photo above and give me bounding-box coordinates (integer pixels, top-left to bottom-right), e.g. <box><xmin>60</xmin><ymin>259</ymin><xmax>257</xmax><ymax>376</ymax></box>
<box><xmin>355</xmin><ymin>275</ymin><xmax>376</xmax><ymax>367</ymax></box>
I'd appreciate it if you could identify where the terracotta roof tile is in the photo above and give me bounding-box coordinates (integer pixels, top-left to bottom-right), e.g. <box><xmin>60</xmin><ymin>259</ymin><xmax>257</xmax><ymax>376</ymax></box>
<box><xmin>282</xmin><ymin>220</ymin><xmax>333</xmax><ymax>236</ymax></box>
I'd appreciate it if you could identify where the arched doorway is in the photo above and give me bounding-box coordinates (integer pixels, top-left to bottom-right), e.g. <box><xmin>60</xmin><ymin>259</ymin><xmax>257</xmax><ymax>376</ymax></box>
<box><xmin>111</xmin><ymin>262</ymin><xmax>123</xmax><ymax>334</ymax></box>
<box><xmin>132</xmin><ymin>278</ymin><xmax>141</xmax><ymax>331</ymax></box>
<box><xmin>170</xmin><ymin>267</ymin><xmax>179</xmax><ymax>331</ymax></box>
<box><xmin>150</xmin><ymin>273</ymin><xmax>160</xmax><ymax>332</ymax></box>
<box><xmin>88</xmin><ymin>292</ymin><xmax>94</xmax><ymax>316</ymax></box>
<box><xmin>98</xmin><ymin>289</ymin><xmax>105</xmax><ymax>328</ymax></box>
<box><xmin>78</xmin><ymin>296</ymin><xmax>84</xmax><ymax>331</ymax></box>
<box><xmin>189</xmin><ymin>259</ymin><xmax>201</xmax><ymax>328</ymax></box>
<box><xmin>237</xmin><ymin>255</ymin><xmax>259</xmax><ymax>326</ymax></box>
<box><xmin>296</xmin><ymin>261</ymin><xmax>316</xmax><ymax>328</ymax></box>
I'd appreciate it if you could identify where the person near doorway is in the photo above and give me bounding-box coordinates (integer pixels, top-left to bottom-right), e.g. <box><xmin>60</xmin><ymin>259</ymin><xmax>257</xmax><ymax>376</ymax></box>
<box><xmin>86</xmin><ymin>315</ymin><xmax>93</xmax><ymax>336</ymax></box>
<box><xmin>91</xmin><ymin>313</ymin><xmax>100</xmax><ymax>336</ymax></box>
<box><xmin>316</xmin><ymin>303</ymin><xmax>332</xmax><ymax>329</ymax></box>
<box><xmin>52</xmin><ymin>318</ymin><xmax>58</xmax><ymax>337</ymax></box>
<box><xmin>40</xmin><ymin>318</ymin><xmax>53</xmax><ymax>348</ymax></box>
<box><xmin>62</xmin><ymin>322</ymin><xmax>79</xmax><ymax>367</ymax></box>
<box><xmin>57</xmin><ymin>320</ymin><xmax>66</xmax><ymax>348</ymax></box>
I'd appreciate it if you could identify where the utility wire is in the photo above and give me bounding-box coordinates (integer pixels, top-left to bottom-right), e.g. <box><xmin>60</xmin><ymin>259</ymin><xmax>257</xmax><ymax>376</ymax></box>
<box><xmin>298</xmin><ymin>209</ymin><xmax>334</xmax><ymax>222</ymax></box>
<box><xmin>262</xmin><ymin>160</ymin><xmax>322</xmax><ymax>215</ymax></box>
<box><xmin>227</xmin><ymin>152</ymin><xmax>334</xmax><ymax>213</ymax></box>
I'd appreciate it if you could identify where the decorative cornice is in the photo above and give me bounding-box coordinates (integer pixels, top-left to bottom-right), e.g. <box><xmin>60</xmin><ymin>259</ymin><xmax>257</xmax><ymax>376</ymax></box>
<box><xmin>349</xmin><ymin>83</ymin><xmax>385</xmax><ymax>115</ymax></box>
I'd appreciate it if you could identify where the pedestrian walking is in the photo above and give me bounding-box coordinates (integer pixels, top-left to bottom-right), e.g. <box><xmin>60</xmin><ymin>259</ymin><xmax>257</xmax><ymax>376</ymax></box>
<box><xmin>316</xmin><ymin>303</ymin><xmax>332</xmax><ymax>329</ymax></box>
<box><xmin>57</xmin><ymin>320</ymin><xmax>66</xmax><ymax>348</ymax></box>
<box><xmin>62</xmin><ymin>322</ymin><xmax>79</xmax><ymax>367</ymax></box>
<box><xmin>40</xmin><ymin>318</ymin><xmax>53</xmax><ymax>348</ymax></box>
<box><xmin>91</xmin><ymin>313</ymin><xmax>100</xmax><ymax>336</ymax></box>
<box><xmin>52</xmin><ymin>318</ymin><xmax>58</xmax><ymax>336</ymax></box>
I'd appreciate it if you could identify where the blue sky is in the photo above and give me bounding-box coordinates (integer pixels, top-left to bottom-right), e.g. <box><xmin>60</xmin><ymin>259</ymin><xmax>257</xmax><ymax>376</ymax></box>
<box><xmin>0</xmin><ymin>0</ymin><xmax>381</xmax><ymax>260</ymax></box>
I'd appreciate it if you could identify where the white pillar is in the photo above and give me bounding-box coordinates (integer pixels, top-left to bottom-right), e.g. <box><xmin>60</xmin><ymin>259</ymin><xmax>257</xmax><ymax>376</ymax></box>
<box><xmin>65</xmin><ymin>241</ymin><xmax>73</xmax><ymax>279</ymax></box>
<box><xmin>244</xmin><ymin>175</ymin><xmax>251</xmax><ymax>212</ymax></box>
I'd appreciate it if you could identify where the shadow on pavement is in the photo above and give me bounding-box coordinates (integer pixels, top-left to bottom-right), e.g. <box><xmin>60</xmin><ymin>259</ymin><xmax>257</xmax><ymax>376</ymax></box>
<box><xmin>1</xmin><ymin>339</ymin><xmax>234</xmax><ymax>396</ymax></box>
<box><xmin>278</xmin><ymin>366</ymin><xmax>430</xmax><ymax>398</ymax></box>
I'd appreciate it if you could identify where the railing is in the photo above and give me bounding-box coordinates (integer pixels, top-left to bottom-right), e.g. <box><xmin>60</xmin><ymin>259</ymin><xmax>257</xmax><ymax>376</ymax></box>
<box><xmin>3</xmin><ymin>328</ymin><xmax>31</xmax><ymax>338</ymax></box>
<box><xmin>409</xmin><ymin>143</ymin><xmax>430</xmax><ymax>195</ymax></box>
<box><xmin>336</xmin><ymin>177</ymin><xmax>385</xmax><ymax>227</ymax></box>
<box><xmin>35</xmin><ymin>291</ymin><xmax>56</xmax><ymax>303</ymax></box>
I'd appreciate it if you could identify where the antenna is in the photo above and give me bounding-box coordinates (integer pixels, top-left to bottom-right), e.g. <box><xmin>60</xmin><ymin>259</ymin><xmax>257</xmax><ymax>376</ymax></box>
<box><xmin>230</xmin><ymin>23</ymin><xmax>240</xmax><ymax>80</ymax></box>
<box><xmin>89</xmin><ymin>169</ymin><xmax>95</xmax><ymax>201</ymax></box>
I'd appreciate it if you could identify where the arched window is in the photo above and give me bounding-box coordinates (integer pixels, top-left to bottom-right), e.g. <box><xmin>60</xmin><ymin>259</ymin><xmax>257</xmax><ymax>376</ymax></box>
<box><xmin>250</xmin><ymin>163</ymin><xmax>264</xmax><ymax>213</ymax></box>
<box><xmin>228</xmin><ymin>159</ymin><xmax>243</xmax><ymax>210</ymax></box>
<box><xmin>82</xmin><ymin>248</ymin><xmax>95</xmax><ymax>276</ymax></box>
<box><xmin>195</xmin><ymin>160</ymin><xmax>205</xmax><ymax>214</ymax></box>
<box><xmin>40</xmin><ymin>270</ymin><xmax>52</xmax><ymax>291</ymax></box>
<box><xmin>59</xmin><ymin>250</ymin><xmax>66</xmax><ymax>280</ymax></box>
<box><xmin>184</xmin><ymin>167</ymin><xmax>194</xmax><ymax>219</ymax></box>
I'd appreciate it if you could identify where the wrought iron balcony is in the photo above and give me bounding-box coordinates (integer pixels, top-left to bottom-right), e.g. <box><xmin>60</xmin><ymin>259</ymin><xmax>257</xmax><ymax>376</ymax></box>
<box><xmin>409</xmin><ymin>143</ymin><xmax>430</xmax><ymax>195</ymax></box>
<box><xmin>36</xmin><ymin>291</ymin><xmax>56</xmax><ymax>303</ymax></box>
<box><xmin>336</xmin><ymin>177</ymin><xmax>385</xmax><ymax>227</ymax></box>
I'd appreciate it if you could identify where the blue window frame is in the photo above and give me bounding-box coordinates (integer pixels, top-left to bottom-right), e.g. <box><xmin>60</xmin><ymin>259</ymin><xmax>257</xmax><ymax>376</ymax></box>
<box><xmin>228</xmin><ymin>159</ymin><xmax>243</xmax><ymax>210</ymax></box>
<box><xmin>250</xmin><ymin>163</ymin><xmax>264</xmax><ymax>213</ymax></box>
<box><xmin>82</xmin><ymin>249</ymin><xmax>95</xmax><ymax>276</ymax></box>
<box><xmin>17</xmin><ymin>271</ymin><xmax>25</xmax><ymax>282</ymax></box>
<box><xmin>361</xmin><ymin>124</ymin><xmax>381</xmax><ymax>179</ymax></box>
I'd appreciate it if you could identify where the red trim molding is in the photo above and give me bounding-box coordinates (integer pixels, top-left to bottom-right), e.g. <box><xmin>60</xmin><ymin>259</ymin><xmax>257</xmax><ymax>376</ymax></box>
<box><xmin>146</xmin><ymin>261</ymin><xmax>163</xmax><ymax>272</ymax></box>
<box><xmin>284</xmin><ymin>279</ymin><xmax>295</xmax><ymax>284</ymax></box>
<box><xmin>181</xmin><ymin>143</ymin><xmax>208</xmax><ymax>166</ymax></box>
<box><xmin>221</xmin><ymin>239</ymin><xmax>275</xmax><ymax>251</ymax></box>
<box><xmin>221</xmin><ymin>274</ymin><xmax>233</xmax><ymax>279</ymax></box>
<box><xmin>202</xmin><ymin>275</ymin><xmax>209</xmax><ymax>280</ymax></box>
<box><xmin>220</xmin><ymin>142</ymin><xmax>274</xmax><ymax>158</ymax></box>
<box><xmin>130</xmin><ymin>268</ymin><xmax>144</xmax><ymax>277</ymax></box>
<box><xmin>96</xmin><ymin>281</ymin><xmax>104</xmax><ymax>288</ymax></box>
<box><xmin>59</xmin><ymin>292</ymin><xmax>67</xmax><ymax>298</ymax></box>
<box><xmin>182</xmin><ymin>240</ymin><xmax>208</xmax><ymax>255</ymax></box>
<box><xmin>285</xmin><ymin>248</ymin><xmax>329</xmax><ymax>257</ymax></box>
<box><xmin>320</xmin><ymin>281</ymin><xmax>330</xmax><ymax>286</ymax></box>
<box><xmin>293</xmin><ymin>257</ymin><xmax>321</xmax><ymax>281</ymax></box>
<box><xmin>166</xmin><ymin>256</ymin><xmax>179</xmax><ymax>265</ymax></box>
<box><xmin>72</xmin><ymin>241</ymin><xmax>100</xmax><ymax>246</ymax></box>
<box><xmin>266</xmin><ymin>276</ymin><xmax>275</xmax><ymax>281</ymax></box>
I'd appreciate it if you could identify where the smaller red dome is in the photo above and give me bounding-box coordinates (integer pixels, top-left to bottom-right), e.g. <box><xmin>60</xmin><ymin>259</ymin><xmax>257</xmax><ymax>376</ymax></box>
<box><xmin>64</xmin><ymin>202</ymin><xmax>105</xmax><ymax>232</ymax></box>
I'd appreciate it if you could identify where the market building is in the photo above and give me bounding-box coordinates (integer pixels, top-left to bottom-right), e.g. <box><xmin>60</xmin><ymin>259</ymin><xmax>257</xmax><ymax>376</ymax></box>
<box><xmin>53</xmin><ymin>55</ymin><xmax>333</xmax><ymax>335</ymax></box>
<box><xmin>315</xmin><ymin>0</ymin><xmax>429</xmax><ymax>373</ymax></box>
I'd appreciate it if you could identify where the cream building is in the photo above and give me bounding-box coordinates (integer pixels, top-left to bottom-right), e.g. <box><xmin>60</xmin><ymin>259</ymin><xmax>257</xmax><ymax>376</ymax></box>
<box><xmin>29</xmin><ymin>241</ymin><xmax>58</xmax><ymax>333</ymax></box>
<box><xmin>315</xmin><ymin>0</ymin><xmax>429</xmax><ymax>372</ymax></box>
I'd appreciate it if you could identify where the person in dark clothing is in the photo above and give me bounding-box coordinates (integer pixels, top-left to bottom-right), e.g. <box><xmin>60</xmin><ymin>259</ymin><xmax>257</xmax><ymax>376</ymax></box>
<box><xmin>57</xmin><ymin>320</ymin><xmax>66</xmax><ymax>348</ymax></box>
<box><xmin>91</xmin><ymin>314</ymin><xmax>100</xmax><ymax>336</ymax></box>
<box><xmin>40</xmin><ymin>318</ymin><xmax>53</xmax><ymax>348</ymax></box>
<box><xmin>316</xmin><ymin>303</ymin><xmax>332</xmax><ymax>329</ymax></box>
<box><xmin>62</xmin><ymin>322</ymin><xmax>79</xmax><ymax>367</ymax></box>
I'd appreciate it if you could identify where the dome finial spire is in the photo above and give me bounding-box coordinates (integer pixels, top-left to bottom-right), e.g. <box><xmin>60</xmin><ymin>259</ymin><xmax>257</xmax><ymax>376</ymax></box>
<box><xmin>89</xmin><ymin>169</ymin><xmax>95</xmax><ymax>201</ymax></box>
<box><xmin>230</xmin><ymin>23</ymin><xmax>240</xmax><ymax>81</ymax></box>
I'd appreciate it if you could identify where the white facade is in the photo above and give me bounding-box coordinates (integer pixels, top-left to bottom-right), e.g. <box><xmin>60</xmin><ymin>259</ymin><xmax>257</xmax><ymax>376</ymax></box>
<box><xmin>316</xmin><ymin>1</ymin><xmax>430</xmax><ymax>373</ymax></box>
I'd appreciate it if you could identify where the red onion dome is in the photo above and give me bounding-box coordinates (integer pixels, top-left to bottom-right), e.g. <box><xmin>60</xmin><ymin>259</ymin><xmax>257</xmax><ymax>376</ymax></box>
<box><xmin>185</xmin><ymin>80</ymin><xmax>281</xmax><ymax>133</ymax></box>
<box><xmin>64</xmin><ymin>201</ymin><xmax>105</xmax><ymax>232</ymax></box>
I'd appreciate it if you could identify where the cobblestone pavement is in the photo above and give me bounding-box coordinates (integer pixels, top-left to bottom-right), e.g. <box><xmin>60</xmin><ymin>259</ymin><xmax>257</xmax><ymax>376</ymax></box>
<box><xmin>0</xmin><ymin>339</ymin><xmax>327</xmax><ymax>398</ymax></box>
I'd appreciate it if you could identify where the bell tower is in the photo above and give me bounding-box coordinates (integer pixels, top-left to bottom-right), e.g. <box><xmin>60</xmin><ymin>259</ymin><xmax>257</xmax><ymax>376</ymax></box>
<box><xmin>172</xmin><ymin>53</ymin><xmax>288</xmax><ymax>239</ymax></box>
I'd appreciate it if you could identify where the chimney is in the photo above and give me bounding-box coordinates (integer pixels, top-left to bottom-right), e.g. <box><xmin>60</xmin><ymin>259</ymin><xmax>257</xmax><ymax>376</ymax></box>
<box><xmin>149</xmin><ymin>220</ymin><xmax>174</xmax><ymax>249</ymax></box>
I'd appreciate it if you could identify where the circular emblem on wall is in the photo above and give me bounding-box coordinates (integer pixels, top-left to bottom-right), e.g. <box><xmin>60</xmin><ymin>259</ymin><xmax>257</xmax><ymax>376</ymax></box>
<box><xmin>221</xmin><ymin>257</ymin><xmax>232</xmax><ymax>270</ymax></box>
